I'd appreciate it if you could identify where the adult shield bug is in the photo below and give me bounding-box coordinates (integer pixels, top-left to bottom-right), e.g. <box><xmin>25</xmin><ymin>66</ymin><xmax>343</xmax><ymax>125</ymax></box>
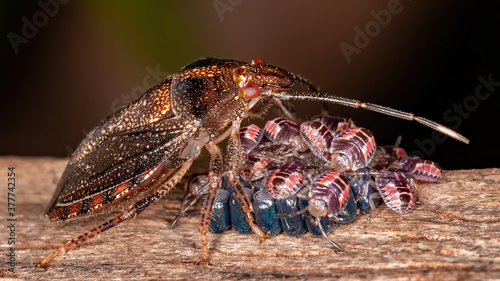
<box><xmin>39</xmin><ymin>57</ymin><xmax>468</xmax><ymax>268</ymax></box>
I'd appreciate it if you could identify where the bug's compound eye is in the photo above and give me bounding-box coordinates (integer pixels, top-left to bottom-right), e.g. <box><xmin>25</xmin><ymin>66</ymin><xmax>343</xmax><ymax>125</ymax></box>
<box><xmin>244</xmin><ymin>82</ymin><xmax>260</xmax><ymax>99</ymax></box>
<box><xmin>251</xmin><ymin>58</ymin><xmax>265</xmax><ymax>65</ymax></box>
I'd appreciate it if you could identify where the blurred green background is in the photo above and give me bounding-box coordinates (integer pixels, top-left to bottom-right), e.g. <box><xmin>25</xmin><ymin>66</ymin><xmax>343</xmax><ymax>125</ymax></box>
<box><xmin>1</xmin><ymin>1</ymin><xmax>498</xmax><ymax>169</ymax></box>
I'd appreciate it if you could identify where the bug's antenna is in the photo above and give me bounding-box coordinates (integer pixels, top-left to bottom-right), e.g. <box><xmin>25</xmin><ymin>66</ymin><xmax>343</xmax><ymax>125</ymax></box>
<box><xmin>292</xmin><ymin>74</ymin><xmax>331</xmax><ymax>115</ymax></box>
<box><xmin>270</xmin><ymin>87</ymin><xmax>470</xmax><ymax>144</ymax></box>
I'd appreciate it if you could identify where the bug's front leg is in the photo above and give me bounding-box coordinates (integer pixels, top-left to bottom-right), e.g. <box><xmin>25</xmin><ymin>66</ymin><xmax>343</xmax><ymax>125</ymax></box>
<box><xmin>198</xmin><ymin>141</ymin><xmax>224</xmax><ymax>265</ymax></box>
<box><xmin>225</xmin><ymin>124</ymin><xmax>269</xmax><ymax>242</ymax></box>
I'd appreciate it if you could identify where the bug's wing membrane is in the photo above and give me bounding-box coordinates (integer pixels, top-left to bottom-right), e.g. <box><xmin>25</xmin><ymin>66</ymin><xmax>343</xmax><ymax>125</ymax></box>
<box><xmin>46</xmin><ymin>77</ymin><xmax>196</xmax><ymax>221</ymax></box>
<box><xmin>46</xmin><ymin>125</ymin><xmax>194</xmax><ymax>221</ymax></box>
<box><xmin>69</xmin><ymin>77</ymin><xmax>175</xmax><ymax>165</ymax></box>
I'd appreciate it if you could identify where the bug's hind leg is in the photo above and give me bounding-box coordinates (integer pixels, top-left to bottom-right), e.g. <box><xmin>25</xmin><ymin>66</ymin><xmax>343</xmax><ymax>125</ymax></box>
<box><xmin>365</xmin><ymin>191</ymin><xmax>382</xmax><ymax>221</ymax></box>
<box><xmin>37</xmin><ymin>159</ymin><xmax>194</xmax><ymax>269</ymax></box>
<box><xmin>198</xmin><ymin>141</ymin><xmax>225</xmax><ymax>265</ymax></box>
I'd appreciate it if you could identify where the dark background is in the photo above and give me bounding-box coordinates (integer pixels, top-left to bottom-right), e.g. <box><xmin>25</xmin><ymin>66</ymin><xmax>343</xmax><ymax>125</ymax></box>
<box><xmin>1</xmin><ymin>1</ymin><xmax>498</xmax><ymax>169</ymax></box>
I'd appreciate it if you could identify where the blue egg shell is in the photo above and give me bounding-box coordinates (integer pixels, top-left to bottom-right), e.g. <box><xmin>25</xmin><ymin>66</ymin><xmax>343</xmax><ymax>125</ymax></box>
<box><xmin>336</xmin><ymin>189</ymin><xmax>357</xmax><ymax>223</ymax></box>
<box><xmin>276</xmin><ymin>198</ymin><xmax>307</xmax><ymax>236</ymax></box>
<box><xmin>209</xmin><ymin>189</ymin><xmax>231</xmax><ymax>234</ymax></box>
<box><xmin>253</xmin><ymin>190</ymin><xmax>282</xmax><ymax>235</ymax></box>
<box><xmin>229</xmin><ymin>188</ymin><xmax>254</xmax><ymax>234</ymax></box>
<box><xmin>350</xmin><ymin>171</ymin><xmax>380</xmax><ymax>214</ymax></box>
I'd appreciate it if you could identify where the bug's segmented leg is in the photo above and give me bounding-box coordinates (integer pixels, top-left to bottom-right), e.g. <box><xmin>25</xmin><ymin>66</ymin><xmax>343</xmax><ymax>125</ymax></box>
<box><xmin>363</xmin><ymin>191</ymin><xmax>382</xmax><ymax>221</ymax></box>
<box><xmin>38</xmin><ymin>159</ymin><xmax>194</xmax><ymax>268</ymax></box>
<box><xmin>270</xmin><ymin>91</ymin><xmax>470</xmax><ymax>144</ymax></box>
<box><xmin>316</xmin><ymin>217</ymin><xmax>343</xmax><ymax>252</ymax></box>
<box><xmin>227</xmin><ymin>172</ymin><xmax>269</xmax><ymax>241</ymax></box>
<box><xmin>225</xmin><ymin>124</ymin><xmax>269</xmax><ymax>241</ymax></box>
<box><xmin>198</xmin><ymin>141</ymin><xmax>224</xmax><ymax>264</ymax></box>
<box><xmin>225</xmin><ymin>123</ymin><xmax>243</xmax><ymax>173</ymax></box>
<box><xmin>169</xmin><ymin>180</ymin><xmax>209</xmax><ymax>229</ymax></box>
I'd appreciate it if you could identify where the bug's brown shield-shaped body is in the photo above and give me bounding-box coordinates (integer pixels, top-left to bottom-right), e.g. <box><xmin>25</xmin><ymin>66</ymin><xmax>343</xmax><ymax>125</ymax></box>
<box><xmin>45</xmin><ymin>57</ymin><xmax>292</xmax><ymax>222</ymax></box>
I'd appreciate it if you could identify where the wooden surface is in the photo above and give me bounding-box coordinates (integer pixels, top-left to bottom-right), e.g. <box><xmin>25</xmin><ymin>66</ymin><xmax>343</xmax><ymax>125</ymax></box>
<box><xmin>0</xmin><ymin>156</ymin><xmax>499</xmax><ymax>280</ymax></box>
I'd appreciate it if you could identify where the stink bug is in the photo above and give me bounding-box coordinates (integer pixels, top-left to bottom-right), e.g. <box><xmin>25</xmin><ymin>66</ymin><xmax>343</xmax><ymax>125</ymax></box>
<box><xmin>266</xmin><ymin>161</ymin><xmax>306</xmax><ymax>199</ymax></box>
<box><xmin>38</xmin><ymin>57</ymin><xmax>469</xmax><ymax>268</ymax></box>
<box><xmin>374</xmin><ymin>171</ymin><xmax>418</xmax><ymax>214</ymax></box>
<box><xmin>329</xmin><ymin>127</ymin><xmax>377</xmax><ymax>172</ymax></box>
<box><xmin>239</xmin><ymin>124</ymin><xmax>264</xmax><ymax>154</ymax></box>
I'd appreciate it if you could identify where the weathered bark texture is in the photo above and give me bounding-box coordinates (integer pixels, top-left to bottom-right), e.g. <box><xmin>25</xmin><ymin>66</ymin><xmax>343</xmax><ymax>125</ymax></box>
<box><xmin>0</xmin><ymin>156</ymin><xmax>499</xmax><ymax>280</ymax></box>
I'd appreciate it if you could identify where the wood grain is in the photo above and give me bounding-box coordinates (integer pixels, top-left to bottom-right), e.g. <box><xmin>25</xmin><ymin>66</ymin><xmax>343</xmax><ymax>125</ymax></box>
<box><xmin>0</xmin><ymin>156</ymin><xmax>499</xmax><ymax>280</ymax></box>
